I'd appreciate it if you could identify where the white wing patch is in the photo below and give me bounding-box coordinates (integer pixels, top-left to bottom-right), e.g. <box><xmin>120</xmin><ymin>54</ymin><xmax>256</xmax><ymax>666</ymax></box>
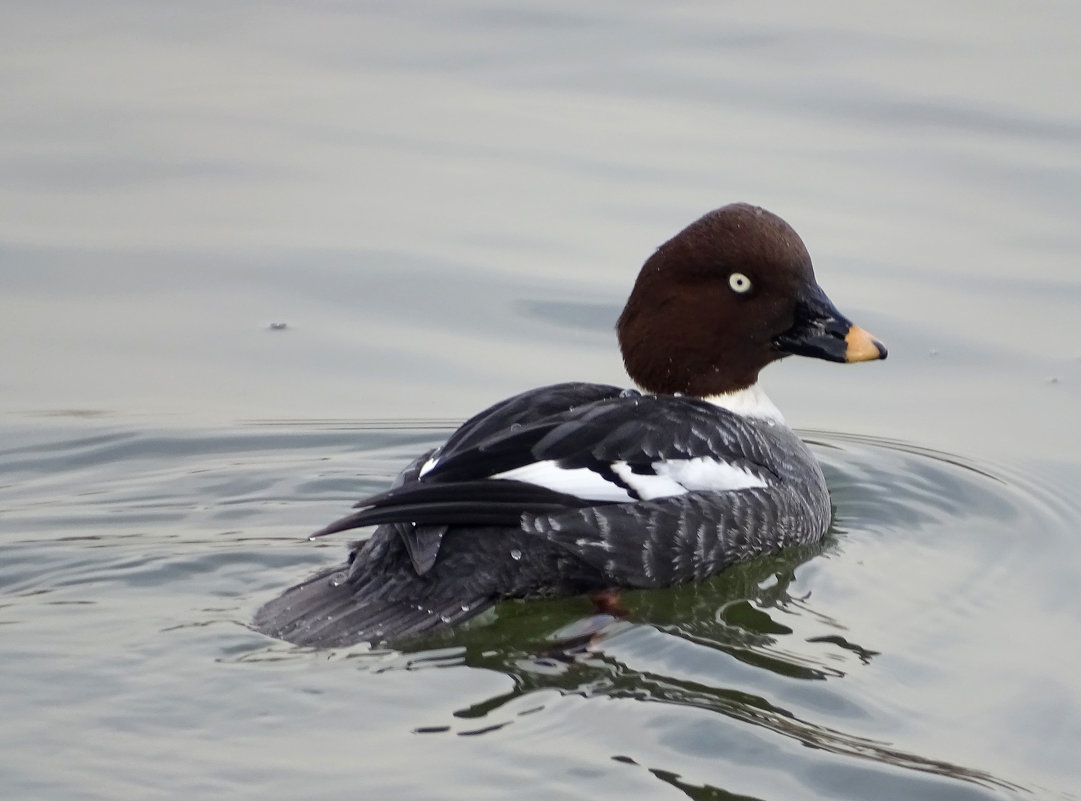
<box><xmin>493</xmin><ymin>461</ymin><xmax>635</xmax><ymax>502</ymax></box>
<box><xmin>652</xmin><ymin>457</ymin><xmax>767</xmax><ymax>494</ymax></box>
<box><xmin>610</xmin><ymin>462</ymin><xmax>684</xmax><ymax>500</ymax></box>
<box><xmin>494</xmin><ymin>457</ymin><xmax>766</xmax><ymax>503</ymax></box>
<box><xmin>612</xmin><ymin>457</ymin><xmax>766</xmax><ymax>499</ymax></box>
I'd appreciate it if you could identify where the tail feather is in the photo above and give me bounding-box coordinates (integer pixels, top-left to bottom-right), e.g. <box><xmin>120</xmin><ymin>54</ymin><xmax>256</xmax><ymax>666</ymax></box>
<box><xmin>253</xmin><ymin>562</ymin><xmax>493</xmax><ymax>647</ymax></box>
<box><xmin>256</xmin><ymin>513</ymin><xmax>604</xmax><ymax>648</ymax></box>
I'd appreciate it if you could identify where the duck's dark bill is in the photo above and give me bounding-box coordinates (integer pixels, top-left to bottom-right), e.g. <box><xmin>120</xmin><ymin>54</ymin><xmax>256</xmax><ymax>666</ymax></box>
<box><xmin>772</xmin><ymin>285</ymin><xmax>887</xmax><ymax>364</ymax></box>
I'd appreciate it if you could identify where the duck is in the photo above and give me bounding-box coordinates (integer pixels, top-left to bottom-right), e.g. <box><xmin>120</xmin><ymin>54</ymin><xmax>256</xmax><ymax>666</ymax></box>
<box><xmin>254</xmin><ymin>203</ymin><xmax>886</xmax><ymax>647</ymax></box>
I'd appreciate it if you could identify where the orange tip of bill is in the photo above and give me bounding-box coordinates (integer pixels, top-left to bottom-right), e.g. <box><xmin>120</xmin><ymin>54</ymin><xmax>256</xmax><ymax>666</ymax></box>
<box><xmin>844</xmin><ymin>325</ymin><xmax>887</xmax><ymax>362</ymax></box>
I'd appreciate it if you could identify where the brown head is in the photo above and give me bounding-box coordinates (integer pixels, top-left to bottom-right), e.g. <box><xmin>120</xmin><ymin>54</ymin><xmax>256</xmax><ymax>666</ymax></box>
<box><xmin>616</xmin><ymin>203</ymin><xmax>885</xmax><ymax>397</ymax></box>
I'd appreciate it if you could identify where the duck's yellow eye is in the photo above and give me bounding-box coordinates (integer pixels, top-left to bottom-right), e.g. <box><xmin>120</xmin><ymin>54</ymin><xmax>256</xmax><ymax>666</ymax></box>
<box><xmin>729</xmin><ymin>272</ymin><xmax>752</xmax><ymax>293</ymax></box>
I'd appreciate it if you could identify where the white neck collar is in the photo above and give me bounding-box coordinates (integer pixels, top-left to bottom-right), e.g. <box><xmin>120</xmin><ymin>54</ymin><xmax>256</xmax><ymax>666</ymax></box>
<box><xmin>702</xmin><ymin>384</ymin><xmax>786</xmax><ymax>424</ymax></box>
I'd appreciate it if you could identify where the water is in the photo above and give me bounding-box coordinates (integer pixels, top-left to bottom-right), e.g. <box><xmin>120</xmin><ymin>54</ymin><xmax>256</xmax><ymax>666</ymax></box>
<box><xmin>3</xmin><ymin>2</ymin><xmax>1081</xmax><ymax>799</ymax></box>
<box><xmin>4</xmin><ymin>426</ymin><xmax>1078</xmax><ymax>799</ymax></box>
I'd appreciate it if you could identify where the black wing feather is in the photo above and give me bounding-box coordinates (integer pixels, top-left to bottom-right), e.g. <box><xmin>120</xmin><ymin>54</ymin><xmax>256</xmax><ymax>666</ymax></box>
<box><xmin>428</xmin><ymin>393</ymin><xmax>775</xmax><ymax>479</ymax></box>
<box><xmin>311</xmin><ymin>384</ymin><xmax>635</xmax><ymax>569</ymax></box>
<box><xmin>315</xmin><ymin>479</ymin><xmax>598</xmax><ymax>531</ymax></box>
<box><xmin>313</xmin><ymin>386</ymin><xmax>788</xmax><ymax>578</ymax></box>
<box><xmin>437</xmin><ymin>382</ymin><xmax>627</xmax><ymax>458</ymax></box>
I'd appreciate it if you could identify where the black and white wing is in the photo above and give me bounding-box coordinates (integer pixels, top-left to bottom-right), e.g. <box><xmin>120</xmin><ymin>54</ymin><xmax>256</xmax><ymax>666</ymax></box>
<box><xmin>313</xmin><ymin>384</ymin><xmax>803</xmax><ymax>578</ymax></box>
<box><xmin>314</xmin><ymin>383</ymin><xmax>629</xmax><ymax>574</ymax></box>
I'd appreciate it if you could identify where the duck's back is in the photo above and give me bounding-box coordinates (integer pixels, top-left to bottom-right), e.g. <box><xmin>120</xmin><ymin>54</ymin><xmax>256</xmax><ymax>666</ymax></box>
<box><xmin>253</xmin><ymin>382</ymin><xmax>830</xmax><ymax>647</ymax></box>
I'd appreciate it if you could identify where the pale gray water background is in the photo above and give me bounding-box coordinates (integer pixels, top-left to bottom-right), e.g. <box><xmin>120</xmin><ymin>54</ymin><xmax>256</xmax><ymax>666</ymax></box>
<box><xmin>2</xmin><ymin>2</ymin><xmax>1081</xmax><ymax>799</ymax></box>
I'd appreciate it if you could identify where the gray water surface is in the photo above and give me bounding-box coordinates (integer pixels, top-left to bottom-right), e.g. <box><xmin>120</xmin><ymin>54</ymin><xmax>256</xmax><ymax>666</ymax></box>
<box><xmin>3</xmin><ymin>426</ymin><xmax>1079</xmax><ymax>800</ymax></box>
<box><xmin>3</xmin><ymin>2</ymin><xmax>1081</xmax><ymax>800</ymax></box>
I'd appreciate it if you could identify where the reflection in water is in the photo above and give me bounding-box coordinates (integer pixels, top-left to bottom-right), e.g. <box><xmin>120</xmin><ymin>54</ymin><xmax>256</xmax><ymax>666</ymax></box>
<box><xmin>353</xmin><ymin>434</ymin><xmax>1040</xmax><ymax>796</ymax></box>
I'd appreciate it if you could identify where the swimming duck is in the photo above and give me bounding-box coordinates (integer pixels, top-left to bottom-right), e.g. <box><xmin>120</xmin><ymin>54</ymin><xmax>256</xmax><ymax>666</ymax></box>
<box><xmin>255</xmin><ymin>203</ymin><xmax>886</xmax><ymax>646</ymax></box>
